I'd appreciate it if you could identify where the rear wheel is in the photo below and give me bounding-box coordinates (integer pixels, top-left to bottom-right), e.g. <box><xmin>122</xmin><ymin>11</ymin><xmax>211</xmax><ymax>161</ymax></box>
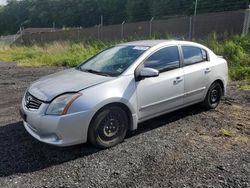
<box><xmin>88</xmin><ymin>106</ymin><xmax>128</xmax><ymax>148</ymax></box>
<box><xmin>202</xmin><ymin>82</ymin><xmax>222</xmax><ymax>110</ymax></box>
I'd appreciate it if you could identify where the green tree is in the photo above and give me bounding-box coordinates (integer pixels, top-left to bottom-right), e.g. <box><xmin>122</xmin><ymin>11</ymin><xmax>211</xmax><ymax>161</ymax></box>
<box><xmin>0</xmin><ymin>0</ymin><xmax>248</xmax><ymax>35</ymax></box>
<box><xmin>126</xmin><ymin>0</ymin><xmax>151</xmax><ymax>22</ymax></box>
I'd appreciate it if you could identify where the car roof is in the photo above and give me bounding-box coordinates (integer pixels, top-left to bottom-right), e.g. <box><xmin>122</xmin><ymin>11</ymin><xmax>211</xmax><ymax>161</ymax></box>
<box><xmin>119</xmin><ymin>40</ymin><xmax>211</xmax><ymax>51</ymax></box>
<box><xmin>119</xmin><ymin>40</ymin><xmax>174</xmax><ymax>47</ymax></box>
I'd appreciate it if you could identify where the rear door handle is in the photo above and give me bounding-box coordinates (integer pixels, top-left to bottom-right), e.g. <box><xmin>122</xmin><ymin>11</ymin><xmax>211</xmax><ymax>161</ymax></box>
<box><xmin>205</xmin><ymin>68</ymin><xmax>211</xmax><ymax>74</ymax></box>
<box><xmin>174</xmin><ymin>77</ymin><xmax>183</xmax><ymax>84</ymax></box>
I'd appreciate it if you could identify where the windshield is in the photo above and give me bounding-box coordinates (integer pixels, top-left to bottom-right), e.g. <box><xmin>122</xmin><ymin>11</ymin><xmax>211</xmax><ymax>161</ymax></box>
<box><xmin>78</xmin><ymin>45</ymin><xmax>149</xmax><ymax>76</ymax></box>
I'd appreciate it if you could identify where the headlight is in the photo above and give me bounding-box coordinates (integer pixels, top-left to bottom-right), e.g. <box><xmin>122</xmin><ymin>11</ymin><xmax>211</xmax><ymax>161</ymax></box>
<box><xmin>46</xmin><ymin>93</ymin><xmax>82</xmax><ymax>115</ymax></box>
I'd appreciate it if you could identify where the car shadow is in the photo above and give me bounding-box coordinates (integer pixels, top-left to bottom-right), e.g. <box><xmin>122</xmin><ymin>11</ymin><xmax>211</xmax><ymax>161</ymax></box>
<box><xmin>129</xmin><ymin>103</ymin><xmax>205</xmax><ymax>137</ymax></box>
<box><xmin>0</xmin><ymin>104</ymin><xmax>204</xmax><ymax>177</ymax></box>
<box><xmin>0</xmin><ymin>122</ymin><xmax>100</xmax><ymax>177</ymax></box>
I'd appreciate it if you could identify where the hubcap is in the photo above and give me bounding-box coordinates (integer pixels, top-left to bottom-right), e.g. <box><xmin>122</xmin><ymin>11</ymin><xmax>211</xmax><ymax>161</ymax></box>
<box><xmin>103</xmin><ymin>118</ymin><xmax>119</xmax><ymax>137</ymax></box>
<box><xmin>98</xmin><ymin>112</ymin><xmax>122</xmax><ymax>141</ymax></box>
<box><xmin>210</xmin><ymin>88</ymin><xmax>219</xmax><ymax>103</ymax></box>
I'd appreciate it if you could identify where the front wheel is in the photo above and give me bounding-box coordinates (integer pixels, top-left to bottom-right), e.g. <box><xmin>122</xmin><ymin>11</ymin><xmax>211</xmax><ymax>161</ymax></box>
<box><xmin>202</xmin><ymin>82</ymin><xmax>222</xmax><ymax>110</ymax></box>
<box><xmin>88</xmin><ymin>106</ymin><xmax>128</xmax><ymax>149</ymax></box>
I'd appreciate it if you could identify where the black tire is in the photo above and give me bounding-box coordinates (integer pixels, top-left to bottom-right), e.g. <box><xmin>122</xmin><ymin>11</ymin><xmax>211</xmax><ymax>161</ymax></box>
<box><xmin>88</xmin><ymin>106</ymin><xmax>128</xmax><ymax>149</ymax></box>
<box><xmin>202</xmin><ymin>82</ymin><xmax>222</xmax><ymax>110</ymax></box>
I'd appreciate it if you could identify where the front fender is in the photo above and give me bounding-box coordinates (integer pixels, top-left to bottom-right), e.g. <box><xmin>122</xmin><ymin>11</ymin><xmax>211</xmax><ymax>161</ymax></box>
<box><xmin>67</xmin><ymin>75</ymin><xmax>139</xmax><ymax>130</ymax></box>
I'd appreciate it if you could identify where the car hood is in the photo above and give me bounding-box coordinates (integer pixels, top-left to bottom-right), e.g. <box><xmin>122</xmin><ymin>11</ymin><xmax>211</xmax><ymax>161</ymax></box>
<box><xmin>28</xmin><ymin>68</ymin><xmax>114</xmax><ymax>102</ymax></box>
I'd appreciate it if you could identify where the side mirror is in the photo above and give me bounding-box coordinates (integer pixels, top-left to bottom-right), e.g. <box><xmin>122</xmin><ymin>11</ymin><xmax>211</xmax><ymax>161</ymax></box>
<box><xmin>140</xmin><ymin>67</ymin><xmax>159</xmax><ymax>78</ymax></box>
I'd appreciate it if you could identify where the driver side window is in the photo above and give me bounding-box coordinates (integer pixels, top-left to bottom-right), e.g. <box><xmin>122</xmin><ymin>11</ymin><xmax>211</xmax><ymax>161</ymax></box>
<box><xmin>144</xmin><ymin>46</ymin><xmax>180</xmax><ymax>73</ymax></box>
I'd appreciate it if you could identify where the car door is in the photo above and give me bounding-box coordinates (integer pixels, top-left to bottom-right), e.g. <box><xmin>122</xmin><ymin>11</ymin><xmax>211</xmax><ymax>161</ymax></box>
<box><xmin>136</xmin><ymin>46</ymin><xmax>184</xmax><ymax>120</ymax></box>
<box><xmin>181</xmin><ymin>45</ymin><xmax>212</xmax><ymax>104</ymax></box>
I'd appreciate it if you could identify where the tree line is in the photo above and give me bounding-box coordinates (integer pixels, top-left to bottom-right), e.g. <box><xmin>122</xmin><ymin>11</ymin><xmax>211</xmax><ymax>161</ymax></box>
<box><xmin>0</xmin><ymin>0</ymin><xmax>248</xmax><ymax>35</ymax></box>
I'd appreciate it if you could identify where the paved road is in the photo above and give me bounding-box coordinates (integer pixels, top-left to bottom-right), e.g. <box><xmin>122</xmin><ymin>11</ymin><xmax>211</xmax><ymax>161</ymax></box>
<box><xmin>0</xmin><ymin>62</ymin><xmax>249</xmax><ymax>187</ymax></box>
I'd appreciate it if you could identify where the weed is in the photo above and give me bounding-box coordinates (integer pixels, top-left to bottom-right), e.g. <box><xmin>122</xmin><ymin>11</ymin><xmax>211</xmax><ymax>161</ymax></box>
<box><xmin>220</xmin><ymin>128</ymin><xmax>236</xmax><ymax>137</ymax></box>
<box><xmin>240</xmin><ymin>81</ymin><xmax>250</xmax><ymax>91</ymax></box>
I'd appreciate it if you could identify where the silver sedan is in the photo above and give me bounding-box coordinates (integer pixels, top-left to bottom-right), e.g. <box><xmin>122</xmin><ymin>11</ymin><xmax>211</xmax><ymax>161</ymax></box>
<box><xmin>20</xmin><ymin>40</ymin><xmax>228</xmax><ymax>148</ymax></box>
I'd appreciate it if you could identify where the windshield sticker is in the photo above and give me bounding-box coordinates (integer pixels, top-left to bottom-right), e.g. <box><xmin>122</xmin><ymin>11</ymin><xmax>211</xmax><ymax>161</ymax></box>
<box><xmin>117</xmin><ymin>68</ymin><xmax>123</xmax><ymax>73</ymax></box>
<box><xmin>133</xmin><ymin>46</ymin><xmax>149</xmax><ymax>51</ymax></box>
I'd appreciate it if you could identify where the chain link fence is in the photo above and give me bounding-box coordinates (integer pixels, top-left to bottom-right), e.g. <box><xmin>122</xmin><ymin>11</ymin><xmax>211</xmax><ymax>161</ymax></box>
<box><xmin>0</xmin><ymin>29</ymin><xmax>22</xmax><ymax>45</ymax></box>
<box><xmin>243</xmin><ymin>8</ymin><xmax>250</xmax><ymax>35</ymax></box>
<box><xmin>1</xmin><ymin>9</ymin><xmax>249</xmax><ymax>45</ymax></box>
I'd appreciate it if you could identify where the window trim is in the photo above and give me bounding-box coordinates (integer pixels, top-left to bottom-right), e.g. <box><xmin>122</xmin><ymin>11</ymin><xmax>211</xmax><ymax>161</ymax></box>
<box><xmin>137</xmin><ymin>45</ymin><xmax>182</xmax><ymax>75</ymax></box>
<box><xmin>180</xmin><ymin>45</ymin><xmax>210</xmax><ymax>67</ymax></box>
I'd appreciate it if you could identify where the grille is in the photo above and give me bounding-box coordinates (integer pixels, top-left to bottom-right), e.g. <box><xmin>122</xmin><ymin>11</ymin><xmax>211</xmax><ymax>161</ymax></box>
<box><xmin>25</xmin><ymin>92</ymin><xmax>43</xmax><ymax>110</ymax></box>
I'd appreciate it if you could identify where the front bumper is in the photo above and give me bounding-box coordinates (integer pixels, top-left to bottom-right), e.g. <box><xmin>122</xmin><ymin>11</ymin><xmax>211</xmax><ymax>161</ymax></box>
<box><xmin>20</xmin><ymin>96</ymin><xmax>93</xmax><ymax>147</ymax></box>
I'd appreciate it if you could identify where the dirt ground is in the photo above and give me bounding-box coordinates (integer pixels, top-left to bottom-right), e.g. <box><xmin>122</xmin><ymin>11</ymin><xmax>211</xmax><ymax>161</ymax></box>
<box><xmin>0</xmin><ymin>62</ymin><xmax>249</xmax><ymax>188</ymax></box>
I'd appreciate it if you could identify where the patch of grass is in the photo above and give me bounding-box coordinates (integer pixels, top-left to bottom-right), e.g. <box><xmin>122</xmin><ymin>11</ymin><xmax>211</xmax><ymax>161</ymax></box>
<box><xmin>240</xmin><ymin>85</ymin><xmax>250</xmax><ymax>91</ymax></box>
<box><xmin>230</xmin><ymin>67</ymin><xmax>250</xmax><ymax>81</ymax></box>
<box><xmin>0</xmin><ymin>34</ymin><xmax>250</xmax><ymax>81</ymax></box>
<box><xmin>0</xmin><ymin>41</ymin><xmax>114</xmax><ymax>67</ymax></box>
<box><xmin>203</xmin><ymin>33</ymin><xmax>250</xmax><ymax>81</ymax></box>
<box><xmin>220</xmin><ymin>128</ymin><xmax>236</xmax><ymax>137</ymax></box>
<box><xmin>239</xmin><ymin>81</ymin><xmax>250</xmax><ymax>91</ymax></box>
<box><xmin>220</xmin><ymin>127</ymin><xmax>250</xmax><ymax>142</ymax></box>
<box><xmin>234</xmin><ymin>135</ymin><xmax>249</xmax><ymax>143</ymax></box>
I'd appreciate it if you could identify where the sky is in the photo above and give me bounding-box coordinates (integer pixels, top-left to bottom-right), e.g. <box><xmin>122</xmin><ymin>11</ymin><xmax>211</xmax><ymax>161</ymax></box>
<box><xmin>0</xmin><ymin>0</ymin><xmax>7</xmax><ymax>5</ymax></box>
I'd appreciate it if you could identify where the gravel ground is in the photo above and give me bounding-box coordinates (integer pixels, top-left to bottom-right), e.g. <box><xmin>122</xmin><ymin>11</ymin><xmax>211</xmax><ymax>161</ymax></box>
<box><xmin>0</xmin><ymin>62</ymin><xmax>249</xmax><ymax>188</ymax></box>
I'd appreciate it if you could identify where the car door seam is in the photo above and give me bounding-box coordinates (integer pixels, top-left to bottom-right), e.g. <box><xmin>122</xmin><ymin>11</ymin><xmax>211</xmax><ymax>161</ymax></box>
<box><xmin>139</xmin><ymin>93</ymin><xmax>185</xmax><ymax>111</ymax></box>
<box><xmin>184</xmin><ymin>87</ymin><xmax>206</xmax><ymax>97</ymax></box>
<box><xmin>139</xmin><ymin>87</ymin><xmax>206</xmax><ymax>111</ymax></box>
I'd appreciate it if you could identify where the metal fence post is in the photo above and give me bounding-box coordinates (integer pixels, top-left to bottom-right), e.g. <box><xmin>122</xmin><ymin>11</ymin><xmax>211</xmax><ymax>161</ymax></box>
<box><xmin>191</xmin><ymin>0</ymin><xmax>198</xmax><ymax>40</ymax></box>
<box><xmin>149</xmin><ymin>17</ymin><xmax>154</xmax><ymax>37</ymax></box>
<box><xmin>121</xmin><ymin>21</ymin><xmax>125</xmax><ymax>39</ymax></box>
<box><xmin>97</xmin><ymin>24</ymin><xmax>101</xmax><ymax>40</ymax></box>
<box><xmin>188</xmin><ymin>16</ymin><xmax>193</xmax><ymax>40</ymax></box>
<box><xmin>40</xmin><ymin>33</ymin><xmax>43</xmax><ymax>44</ymax></box>
<box><xmin>242</xmin><ymin>7</ymin><xmax>250</xmax><ymax>35</ymax></box>
<box><xmin>77</xmin><ymin>27</ymin><xmax>80</xmax><ymax>41</ymax></box>
<box><xmin>100</xmin><ymin>15</ymin><xmax>103</xmax><ymax>40</ymax></box>
<box><xmin>20</xmin><ymin>27</ymin><xmax>24</xmax><ymax>43</ymax></box>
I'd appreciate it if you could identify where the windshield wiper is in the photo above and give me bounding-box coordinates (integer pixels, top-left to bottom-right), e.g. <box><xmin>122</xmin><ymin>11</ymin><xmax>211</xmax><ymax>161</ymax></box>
<box><xmin>81</xmin><ymin>68</ymin><xmax>112</xmax><ymax>77</ymax></box>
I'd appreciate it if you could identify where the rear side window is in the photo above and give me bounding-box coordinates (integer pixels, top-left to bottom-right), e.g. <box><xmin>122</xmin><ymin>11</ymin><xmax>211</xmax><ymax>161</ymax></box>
<box><xmin>144</xmin><ymin>46</ymin><xmax>180</xmax><ymax>72</ymax></box>
<box><xmin>182</xmin><ymin>46</ymin><xmax>208</xmax><ymax>66</ymax></box>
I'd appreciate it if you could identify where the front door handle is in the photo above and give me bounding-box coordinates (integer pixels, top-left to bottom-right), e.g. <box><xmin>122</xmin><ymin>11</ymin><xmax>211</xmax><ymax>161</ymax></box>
<box><xmin>174</xmin><ymin>77</ymin><xmax>183</xmax><ymax>84</ymax></box>
<box><xmin>205</xmin><ymin>68</ymin><xmax>211</xmax><ymax>74</ymax></box>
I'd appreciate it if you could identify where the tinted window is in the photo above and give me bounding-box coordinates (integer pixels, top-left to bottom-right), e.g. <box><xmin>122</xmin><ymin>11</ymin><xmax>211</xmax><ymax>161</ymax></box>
<box><xmin>182</xmin><ymin>46</ymin><xmax>207</xmax><ymax>66</ymax></box>
<box><xmin>144</xmin><ymin>46</ymin><xmax>180</xmax><ymax>72</ymax></box>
